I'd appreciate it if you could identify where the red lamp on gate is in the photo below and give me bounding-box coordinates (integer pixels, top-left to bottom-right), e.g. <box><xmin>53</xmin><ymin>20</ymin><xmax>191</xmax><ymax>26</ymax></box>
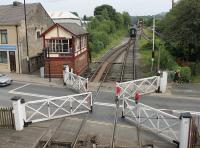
<box><xmin>134</xmin><ymin>91</ymin><xmax>141</xmax><ymax>104</ymax></box>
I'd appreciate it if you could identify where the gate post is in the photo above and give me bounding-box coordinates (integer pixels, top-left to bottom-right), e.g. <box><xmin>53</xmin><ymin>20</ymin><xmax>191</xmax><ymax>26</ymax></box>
<box><xmin>179</xmin><ymin>112</ymin><xmax>192</xmax><ymax>148</ymax></box>
<box><xmin>63</xmin><ymin>65</ymin><xmax>69</xmax><ymax>85</ymax></box>
<box><xmin>160</xmin><ymin>71</ymin><xmax>168</xmax><ymax>93</ymax></box>
<box><xmin>11</xmin><ymin>96</ymin><xmax>25</xmax><ymax>131</ymax></box>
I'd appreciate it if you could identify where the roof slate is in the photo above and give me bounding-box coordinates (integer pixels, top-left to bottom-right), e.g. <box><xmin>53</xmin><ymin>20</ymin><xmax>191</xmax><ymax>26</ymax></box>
<box><xmin>0</xmin><ymin>3</ymin><xmax>40</xmax><ymax>25</ymax></box>
<box><xmin>59</xmin><ymin>23</ymin><xmax>88</xmax><ymax>36</ymax></box>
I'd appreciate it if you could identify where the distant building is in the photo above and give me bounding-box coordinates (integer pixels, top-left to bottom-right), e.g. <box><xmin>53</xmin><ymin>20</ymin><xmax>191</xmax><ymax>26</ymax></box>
<box><xmin>48</xmin><ymin>11</ymin><xmax>82</xmax><ymax>26</ymax></box>
<box><xmin>40</xmin><ymin>23</ymin><xmax>89</xmax><ymax>77</ymax></box>
<box><xmin>0</xmin><ymin>2</ymin><xmax>54</xmax><ymax>73</ymax></box>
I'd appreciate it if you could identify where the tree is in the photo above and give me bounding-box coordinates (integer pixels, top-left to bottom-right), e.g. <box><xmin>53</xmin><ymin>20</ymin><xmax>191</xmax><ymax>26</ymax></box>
<box><xmin>161</xmin><ymin>0</ymin><xmax>200</xmax><ymax>62</ymax></box>
<box><xmin>94</xmin><ymin>4</ymin><xmax>116</xmax><ymax>20</ymax></box>
<box><xmin>71</xmin><ymin>12</ymin><xmax>79</xmax><ymax>17</ymax></box>
<box><xmin>83</xmin><ymin>15</ymin><xmax>87</xmax><ymax>21</ymax></box>
<box><xmin>122</xmin><ymin>12</ymin><xmax>131</xmax><ymax>27</ymax></box>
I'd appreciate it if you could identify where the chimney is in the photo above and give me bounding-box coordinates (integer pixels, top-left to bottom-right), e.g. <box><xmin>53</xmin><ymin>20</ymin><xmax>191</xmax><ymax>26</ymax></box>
<box><xmin>13</xmin><ymin>1</ymin><xmax>22</xmax><ymax>6</ymax></box>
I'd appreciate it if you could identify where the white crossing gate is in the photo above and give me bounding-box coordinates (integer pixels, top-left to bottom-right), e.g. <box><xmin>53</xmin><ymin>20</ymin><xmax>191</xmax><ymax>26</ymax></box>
<box><xmin>24</xmin><ymin>92</ymin><xmax>92</xmax><ymax>123</ymax></box>
<box><xmin>116</xmin><ymin>76</ymin><xmax>160</xmax><ymax>99</ymax></box>
<box><xmin>122</xmin><ymin>98</ymin><xmax>180</xmax><ymax>143</ymax></box>
<box><xmin>63</xmin><ymin>65</ymin><xmax>88</xmax><ymax>92</ymax></box>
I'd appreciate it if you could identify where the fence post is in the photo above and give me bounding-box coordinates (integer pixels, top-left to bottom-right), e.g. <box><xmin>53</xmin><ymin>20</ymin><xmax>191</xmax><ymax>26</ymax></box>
<box><xmin>11</xmin><ymin>96</ymin><xmax>25</xmax><ymax>131</ymax></box>
<box><xmin>179</xmin><ymin>112</ymin><xmax>192</xmax><ymax>148</ymax></box>
<box><xmin>63</xmin><ymin>65</ymin><xmax>69</xmax><ymax>85</ymax></box>
<box><xmin>90</xmin><ymin>92</ymin><xmax>93</xmax><ymax>112</ymax></box>
<box><xmin>160</xmin><ymin>71</ymin><xmax>168</xmax><ymax>93</ymax></box>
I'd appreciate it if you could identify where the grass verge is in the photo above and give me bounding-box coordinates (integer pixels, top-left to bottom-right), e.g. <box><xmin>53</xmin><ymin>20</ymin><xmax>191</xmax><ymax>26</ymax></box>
<box><xmin>192</xmin><ymin>75</ymin><xmax>200</xmax><ymax>83</ymax></box>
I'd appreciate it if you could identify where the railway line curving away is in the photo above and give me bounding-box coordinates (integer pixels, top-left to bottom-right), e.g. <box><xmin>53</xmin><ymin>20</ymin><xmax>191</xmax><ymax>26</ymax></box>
<box><xmin>33</xmin><ymin>37</ymin><xmax>174</xmax><ymax>148</ymax></box>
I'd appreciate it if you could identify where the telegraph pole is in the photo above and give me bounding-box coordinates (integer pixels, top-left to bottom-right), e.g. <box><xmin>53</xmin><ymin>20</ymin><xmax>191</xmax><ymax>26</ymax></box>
<box><xmin>172</xmin><ymin>0</ymin><xmax>175</xmax><ymax>9</ymax></box>
<box><xmin>24</xmin><ymin>0</ymin><xmax>30</xmax><ymax>73</ymax></box>
<box><xmin>151</xmin><ymin>16</ymin><xmax>155</xmax><ymax>72</ymax></box>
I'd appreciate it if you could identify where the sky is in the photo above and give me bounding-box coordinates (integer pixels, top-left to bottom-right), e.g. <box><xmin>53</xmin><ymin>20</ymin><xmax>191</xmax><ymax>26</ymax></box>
<box><xmin>0</xmin><ymin>0</ymin><xmax>177</xmax><ymax>17</ymax></box>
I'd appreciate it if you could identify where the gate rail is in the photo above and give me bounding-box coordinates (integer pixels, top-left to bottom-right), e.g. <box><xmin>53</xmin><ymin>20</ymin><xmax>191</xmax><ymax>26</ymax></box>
<box><xmin>122</xmin><ymin>98</ymin><xmax>179</xmax><ymax>142</ymax></box>
<box><xmin>116</xmin><ymin>76</ymin><xmax>159</xmax><ymax>99</ymax></box>
<box><xmin>63</xmin><ymin>66</ymin><xmax>88</xmax><ymax>93</ymax></box>
<box><xmin>24</xmin><ymin>92</ymin><xmax>92</xmax><ymax>123</ymax></box>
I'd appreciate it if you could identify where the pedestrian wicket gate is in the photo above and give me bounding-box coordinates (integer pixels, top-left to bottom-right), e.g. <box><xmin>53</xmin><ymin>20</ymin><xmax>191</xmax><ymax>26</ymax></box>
<box><xmin>63</xmin><ymin>65</ymin><xmax>88</xmax><ymax>93</ymax></box>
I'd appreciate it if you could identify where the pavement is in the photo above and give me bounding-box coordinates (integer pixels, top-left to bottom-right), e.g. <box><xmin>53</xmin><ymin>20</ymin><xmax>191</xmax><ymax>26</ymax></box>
<box><xmin>5</xmin><ymin>72</ymin><xmax>65</xmax><ymax>88</ymax></box>
<box><xmin>0</xmin><ymin>73</ymin><xmax>200</xmax><ymax>148</ymax></box>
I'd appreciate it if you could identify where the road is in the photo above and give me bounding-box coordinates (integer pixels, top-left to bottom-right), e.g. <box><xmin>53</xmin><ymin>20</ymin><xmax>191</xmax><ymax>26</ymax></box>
<box><xmin>1</xmin><ymin>81</ymin><xmax>200</xmax><ymax>147</ymax></box>
<box><xmin>1</xmin><ymin>81</ymin><xmax>200</xmax><ymax>120</ymax></box>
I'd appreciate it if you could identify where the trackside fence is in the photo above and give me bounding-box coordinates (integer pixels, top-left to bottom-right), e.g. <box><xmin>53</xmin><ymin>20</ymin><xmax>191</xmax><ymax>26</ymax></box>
<box><xmin>0</xmin><ymin>107</ymin><xmax>15</xmax><ymax>129</ymax></box>
<box><xmin>63</xmin><ymin>65</ymin><xmax>88</xmax><ymax>93</ymax></box>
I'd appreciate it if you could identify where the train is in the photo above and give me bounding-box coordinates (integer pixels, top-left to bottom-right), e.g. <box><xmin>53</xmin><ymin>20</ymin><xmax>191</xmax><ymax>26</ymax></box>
<box><xmin>129</xmin><ymin>26</ymin><xmax>137</xmax><ymax>38</ymax></box>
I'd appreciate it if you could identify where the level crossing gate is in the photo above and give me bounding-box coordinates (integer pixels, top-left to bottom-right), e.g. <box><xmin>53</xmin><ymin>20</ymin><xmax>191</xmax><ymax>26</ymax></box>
<box><xmin>122</xmin><ymin>98</ymin><xmax>180</xmax><ymax>142</ymax></box>
<box><xmin>63</xmin><ymin>65</ymin><xmax>88</xmax><ymax>93</ymax></box>
<box><xmin>24</xmin><ymin>92</ymin><xmax>92</xmax><ymax>123</ymax></box>
<box><xmin>11</xmin><ymin>92</ymin><xmax>93</xmax><ymax>130</ymax></box>
<box><xmin>116</xmin><ymin>76</ymin><xmax>160</xmax><ymax>99</ymax></box>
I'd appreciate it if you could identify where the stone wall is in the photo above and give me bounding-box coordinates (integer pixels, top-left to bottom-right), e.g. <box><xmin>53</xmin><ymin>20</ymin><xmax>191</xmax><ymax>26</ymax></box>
<box><xmin>18</xmin><ymin>3</ymin><xmax>54</xmax><ymax>73</ymax></box>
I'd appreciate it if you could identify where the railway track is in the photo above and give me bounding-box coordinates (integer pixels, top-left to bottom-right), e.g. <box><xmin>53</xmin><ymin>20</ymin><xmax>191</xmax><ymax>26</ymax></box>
<box><xmin>34</xmin><ymin>37</ymin><xmax>137</xmax><ymax>148</ymax></box>
<box><xmin>104</xmin><ymin>39</ymin><xmax>136</xmax><ymax>82</ymax></box>
<box><xmin>35</xmin><ymin>114</ymin><xmax>88</xmax><ymax>148</ymax></box>
<box><xmin>110</xmin><ymin>37</ymin><xmax>137</xmax><ymax>148</ymax></box>
<box><xmin>81</xmin><ymin>38</ymin><xmax>133</xmax><ymax>82</ymax></box>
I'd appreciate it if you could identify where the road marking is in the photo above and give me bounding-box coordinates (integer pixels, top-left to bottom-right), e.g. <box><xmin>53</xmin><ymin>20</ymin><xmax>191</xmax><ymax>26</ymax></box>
<box><xmin>94</xmin><ymin>102</ymin><xmax>116</xmax><ymax>107</ymax></box>
<box><xmin>9</xmin><ymin>89</ymin><xmax>121</xmax><ymax>107</ymax></box>
<box><xmin>9</xmin><ymin>83</ymin><xmax>30</xmax><ymax>92</ymax></box>
<box><xmin>9</xmin><ymin>91</ymin><xmax>55</xmax><ymax>98</ymax></box>
<box><xmin>160</xmin><ymin>109</ymin><xmax>200</xmax><ymax>115</ymax></box>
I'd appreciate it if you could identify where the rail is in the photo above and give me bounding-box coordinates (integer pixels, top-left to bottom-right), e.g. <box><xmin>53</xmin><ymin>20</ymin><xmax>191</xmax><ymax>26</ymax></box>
<box><xmin>90</xmin><ymin>39</ymin><xmax>132</xmax><ymax>82</ymax></box>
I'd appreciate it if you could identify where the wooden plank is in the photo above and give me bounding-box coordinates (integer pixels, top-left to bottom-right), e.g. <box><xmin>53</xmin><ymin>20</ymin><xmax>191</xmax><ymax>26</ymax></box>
<box><xmin>0</xmin><ymin>107</ymin><xmax>14</xmax><ymax>129</ymax></box>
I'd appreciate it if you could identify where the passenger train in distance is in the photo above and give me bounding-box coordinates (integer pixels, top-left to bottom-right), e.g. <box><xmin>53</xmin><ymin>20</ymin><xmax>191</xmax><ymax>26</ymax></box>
<box><xmin>129</xmin><ymin>26</ymin><xmax>137</xmax><ymax>38</ymax></box>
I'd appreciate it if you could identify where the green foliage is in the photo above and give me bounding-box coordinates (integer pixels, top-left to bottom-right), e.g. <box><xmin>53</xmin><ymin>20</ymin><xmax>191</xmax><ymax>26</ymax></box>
<box><xmin>160</xmin><ymin>0</ymin><xmax>200</xmax><ymax>62</ymax></box>
<box><xmin>87</xmin><ymin>5</ymin><xmax>131</xmax><ymax>57</ymax></box>
<box><xmin>94</xmin><ymin>5</ymin><xmax>116</xmax><ymax>20</ymax></box>
<box><xmin>159</xmin><ymin>47</ymin><xmax>178</xmax><ymax>70</ymax></box>
<box><xmin>192</xmin><ymin>75</ymin><xmax>200</xmax><ymax>83</ymax></box>
<box><xmin>122</xmin><ymin>12</ymin><xmax>131</xmax><ymax>26</ymax></box>
<box><xmin>71</xmin><ymin>12</ymin><xmax>79</xmax><ymax>17</ymax></box>
<box><xmin>180</xmin><ymin>67</ymin><xmax>192</xmax><ymax>82</ymax></box>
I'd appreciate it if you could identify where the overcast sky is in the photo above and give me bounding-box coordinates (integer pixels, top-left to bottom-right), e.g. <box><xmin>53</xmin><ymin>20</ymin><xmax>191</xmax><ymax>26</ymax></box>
<box><xmin>1</xmin><ymin>0</ymin><xmax>177</xmax><ymax>17</ymax></box>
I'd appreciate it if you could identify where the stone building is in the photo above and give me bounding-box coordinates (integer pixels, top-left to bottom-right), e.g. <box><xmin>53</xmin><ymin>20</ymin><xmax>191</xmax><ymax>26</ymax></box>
<box><xmin>0</xmin><ymin>2</ymin><xmax>54</xmax><ymax>73</ymax></box>
<box><xmin>40</xmin><ymin>23</ymin><xmax>89</xmax><ymax>77</ymax></box>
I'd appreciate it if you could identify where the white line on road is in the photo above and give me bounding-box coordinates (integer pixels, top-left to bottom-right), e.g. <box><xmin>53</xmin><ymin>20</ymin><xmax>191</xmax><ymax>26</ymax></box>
<box><xmin>9</xmin><ymin>91</ymin><xmax>55</xmax><ymax>99</ymax></box>
<box><xmin>9</xmin><ymin>83</ymin><xmax>30</xmax><ymax>92</ymax></box>
<box><xmin>8</xmin><ymin>89</ymin><xmax>120</xmax><ymax>107</ymax></box>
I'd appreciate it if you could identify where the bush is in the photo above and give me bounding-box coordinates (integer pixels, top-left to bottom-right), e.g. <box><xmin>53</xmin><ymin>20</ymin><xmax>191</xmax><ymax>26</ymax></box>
<box><xmin>180</xmin><ymin>67</ymin><xmax>191</xmax><ymax>82</ymax></box>
<box><xmin>160</xmin><ymin>48</ymin><xmax>178</xmax><ymax>70</ymax></box>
